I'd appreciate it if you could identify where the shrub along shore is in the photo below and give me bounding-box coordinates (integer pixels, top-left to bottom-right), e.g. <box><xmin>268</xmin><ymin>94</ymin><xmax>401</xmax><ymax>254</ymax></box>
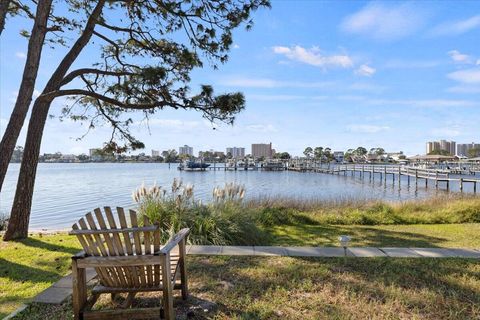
<box><xmin>132</xmin><ymin>181</ymin><xmax>480</xmax><ymax>246</ymax></box>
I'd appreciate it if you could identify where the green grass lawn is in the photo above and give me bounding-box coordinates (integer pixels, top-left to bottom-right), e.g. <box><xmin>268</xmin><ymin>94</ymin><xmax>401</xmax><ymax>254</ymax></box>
<box><xmin>1</xmin><ymin>223</ymin><xmax>480</xmax><ymax>318</ymax></box>
<box><xmin>268</xmin><ymin>223</ymin><xmax>480</xmax><ymax>248</ymax></box>
<box><xmin>0</xmin><ymin>234</ymin><xmax>81</xmax><ymax>318</ymax></box>
<box><xmin>11</xmin><ymin>256</ymin><xmax>480</xmax><ymax>320</ymax></box>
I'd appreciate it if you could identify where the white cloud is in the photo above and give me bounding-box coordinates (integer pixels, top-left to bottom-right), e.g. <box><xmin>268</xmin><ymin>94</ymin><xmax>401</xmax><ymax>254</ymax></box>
<box><xmin>232</xmin><ymin>44</ymin><xmax>240</xmax><ymax>49</ymax></box>
<box><xmin>447</xmin><ymin>85</ymin><xmax>480</xmax><ymax>94</ymax></box>
<box><xmin>355</xmin><ymin>64</ymin><xmax>376</xmax><ymax>77</ymax></box>
<box><xmin>349</xmin><ymin>82</ymin><xmax>386</xmax><ymax>93</ymax></box>
<box><xmin>448</xmin><ymin>50</ymin><xmax>472</xmax><ymax>64</ymax></box>
<box><xmin>15</xmin><ymin>52</ymin><xmax>27</xmax><ymax>59</ymax></box>
<box><xmin>147</xmin><ymin>119</ymin><xmax>201</xmax><ymax>129</ymax></box>
<box><xmin>245</xmin><ymin>94</ymin><xmax>329</xmax><ymax>101</ymax></box>
<box><xmin>431</xmin><ymin>128</ymin><xmax>461</xmax><ymax>137</ymax></box>
<box><xmin>9</xmin><ymin>91</ymin><xmax>18</xmax><ymax>103</ymax></box>
<box><xmin>383</xmin><ymin>59</ymin><xmax>441</xmax><ymax>69</ymax></box>
<box><xmin>272</xmin><ymin>45</ymin><xmax>353</xmax><ymax>68</ymax></box>
<box><xmin>447</xmin><ymin>68</ymin><xmax>480</xmax><ymax>84</ymax></box>
<box><xmin>369</xmin><ymin>98</ymin><xmax>476</xmax><ymax>108</ymax></box>
<box><xmin>247</xmin><ymin>94</ymin><xmax>307</xmax><ymax>101</ymax></box>
<box><xmin>221</xmin><ymin>77</ymin><xmax>334</xmax><ymax>88</ymax></box>
<box><xmin>245</xmin><ymin>124</ymin><xmax>278</xmax><ymax>133</ymax></box>
<box><xmin>341</xmin><ymin>3</ymin><xmax>424</xmax><ymax>40</ymax></box>
<box><xmin>69</xmin><ymin>146</ymin><xmax>88</xmax><ymax>154</ymax></box>
<box><xmin>0</xmin><ymin>119</ymin><xmax>8</xmax><ymax>136</ymax></box>
<box><xmin>347</xmin><ymin>125</ymin><xmax>390</xmax><ymax>133</ymax></box>
<box><xmin>337</xmin><ymin>95</ymin><xmax>367</xmax><ymax>101</ymax></box>
<box><xmin>8</xmin><ymin>89</ymin><xmax>41</xmax><ymax>104</ymax></box>
<box><xmin>430</xmin><ymin>15</ymin><xmax>480</xmax><ymax>36</ymax></box>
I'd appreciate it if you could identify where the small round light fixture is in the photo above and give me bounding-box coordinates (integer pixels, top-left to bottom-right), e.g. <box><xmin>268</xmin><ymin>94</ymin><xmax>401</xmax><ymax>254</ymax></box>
<box><xmin>338</xmin><ymin>235</ymin><xmax>351</xmax><ymax>258</ymax></box>
<box><xmin>338</xmin><ymin>235</ymin><xmax>351</xmax><ymax>248</ymax></box>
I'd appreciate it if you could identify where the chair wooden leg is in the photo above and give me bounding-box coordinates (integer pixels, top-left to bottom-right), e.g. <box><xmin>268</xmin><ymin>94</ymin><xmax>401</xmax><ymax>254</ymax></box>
<box><xmin>72</xmin><ymin>259</ymin><xmax>87</xmax><ymax>320</ymax></box>
<box><xmin>179</xmin><ymin>239</ymin><xmax>188</xmax><ymax>300</ymax></box>
<box><xmin>161</xmin><ymin>254</ymin><xmax>174</xmax><ymax>320</ymax></box>
<box><xmin>84</xmin><ymin>293</ymin><xmax>100</xmax><ymax>311</ymax></box>
<box><xmin>120</xmin><ymin>292</ymin><xmax>136</xmax><ymax>309</ymax></box>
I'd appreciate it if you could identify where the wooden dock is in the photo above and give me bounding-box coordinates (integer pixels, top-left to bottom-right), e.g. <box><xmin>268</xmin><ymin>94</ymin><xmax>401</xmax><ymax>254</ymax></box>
<box><xmin>289</xmin><ymin>164</ymin><xmax>479</xmax><ymax>192</ymax></box>
<box><xmin>177</xmin><ymin>162</ymin><xmax>259</xmax><ymax>171</ymax></box>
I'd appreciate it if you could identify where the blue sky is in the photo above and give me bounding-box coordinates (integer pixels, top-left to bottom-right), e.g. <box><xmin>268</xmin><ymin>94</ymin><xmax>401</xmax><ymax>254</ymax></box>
<box><xmin>1</xmin><ymin>1</ymin><xmax>479</xmax><ymax>156</ymax></box>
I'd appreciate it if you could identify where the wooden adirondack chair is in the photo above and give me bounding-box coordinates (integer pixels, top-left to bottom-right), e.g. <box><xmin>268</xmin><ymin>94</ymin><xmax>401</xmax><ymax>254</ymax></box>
<box><xmin>69</xmin><ymin>206</ymin><xmax>190</xmax><ymax>320</ymax></box>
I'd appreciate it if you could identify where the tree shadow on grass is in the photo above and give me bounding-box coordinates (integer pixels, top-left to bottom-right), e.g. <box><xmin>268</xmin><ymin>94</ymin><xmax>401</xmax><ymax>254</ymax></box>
<box><xmin>10</xmin><ymin>256</ymin><xmax>480</xmax><ymax>319</ymax></box>
<box><xmin>0</xmin><ymin>257</ymin><xmax>60</xmax><ymax>283</ymax></box>
<box><xmin>17</xmin><ymin>237</ymin><xmax>80</xmax><ymax>255</ymax></box>
<box><xmin>268</xmin><ymin>224</ymin><xmax>449</xmax><ymax>248</ymax></box>
<box><xmin>184</xmin><ymin>256</ymin><xmax>480</xmax><ymax>319</ymax></box>
<box><xmin>0</xmin><ymin>293</ymin><xmax>27</xmax><ymax>319</ymax></box>
<box><xmin>320</xmin><ymin>257</ymin><xmax>478</xmax><ymax>316</ymax></box>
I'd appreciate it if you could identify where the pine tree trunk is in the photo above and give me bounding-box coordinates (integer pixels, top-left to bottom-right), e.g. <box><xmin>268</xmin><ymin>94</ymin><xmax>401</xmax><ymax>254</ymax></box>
<box><xmin>0</xmin><ymin>0</ymin><xmax>12</xmax><ymax>35</ymax></box>
<box><xmin>3</xmin><ymin>0</ymin><xmax>106</xmax><ymax>240</ymax></box>
<box><xmin>3</xmin><ymin>100</ymin><xmax>50</xmax><ymax>240</ymax></box>
<box><xmin>0</xmin><ymin>0</ymin><xmax>52</xmax><ymax>192</ymax></box>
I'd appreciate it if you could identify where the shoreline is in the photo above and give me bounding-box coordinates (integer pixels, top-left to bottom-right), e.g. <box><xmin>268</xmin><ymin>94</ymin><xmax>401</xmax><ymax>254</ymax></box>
<box><xmin>2</xmin><ymin>194</ymin><xmax>479</xmax><ymax>232</ymax></box>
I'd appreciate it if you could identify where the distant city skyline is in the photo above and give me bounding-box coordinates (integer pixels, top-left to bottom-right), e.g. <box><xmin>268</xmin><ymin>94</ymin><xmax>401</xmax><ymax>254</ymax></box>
<box><xmin>15</xmin><ymin>138</ymin><xmax>480</xmax><ymax>162</ymax></box>
<box><xmin>426</xmin><ymin>140</ymin><xmax>456</xmax><ymax>156</ymax></box>
<box><xmin>426</xmin><ymin>140</ymin><xmax>480</xmax><ymax>156</ymax></box>
<box><xmin>2</xmin><ymin>1</ymin><xmax>480</xmax><ymax>156</ymax></box>
<box><xmin>18</xmin><ymin>138</ymin><xmax>480</xmax><ymax>158</ymax></box>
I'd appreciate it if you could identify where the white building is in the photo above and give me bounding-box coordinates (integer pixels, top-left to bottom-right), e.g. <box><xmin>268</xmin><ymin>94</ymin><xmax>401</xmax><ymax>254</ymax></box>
<box><xmin>333</xmin><ymin>151</ymin><xmax>344</xmax><ymax>163</ymax></box>
<box><xmin>179</xmin><ymin>145</ymin><xmax>193</xmax><ymax>156</ymax></box>
<box><xmin>386</xmin><ymin>152</ymin><xmax>405</xmax><ymax>161</ymax></box>
<box><xmin>60</xmin><ymin>154</ymin><xmax>76</xmax><ymax>162</ymax></box>
<box><xmin>457</xmin><ymin>143</ymin><xmax>480</xmax><ymax>157</ymax></box>
<box><xmin>251</xmin><ymin>143</ymin><xmax>273</xmax><ymax>159</ymax></box>
<box><xmin>426</xmin><ymin>140</ymin><xmax>455</xmax><ymax>155</ymax></box>
<box><xmin>226</xmin><ymin>147</ymin><xmax>245</xmax><ymax>159</ymax></box>
<box><xmin>440</xmin><ymin>140</ymin><xmax>456</xmax><ymax>156</ymax></box>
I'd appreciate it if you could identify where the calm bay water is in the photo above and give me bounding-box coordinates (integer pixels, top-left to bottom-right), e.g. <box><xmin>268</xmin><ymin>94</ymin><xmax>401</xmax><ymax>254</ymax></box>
<box><xmin>0</xmin><ymin>163</ymin><xmax>474</xmax><ymax>230</ymax></box>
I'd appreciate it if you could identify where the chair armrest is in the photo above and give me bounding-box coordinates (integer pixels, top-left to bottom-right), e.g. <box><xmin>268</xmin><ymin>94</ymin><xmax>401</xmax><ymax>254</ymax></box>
<box><xmin>157</xmin><ymin>228</ymin><xmax>190</xmax><ymax>255</ymax></box>
<box><xmin>72</xmin><ymin>250</ymin><xmax>87</xmax><ymax>260</ymax></box>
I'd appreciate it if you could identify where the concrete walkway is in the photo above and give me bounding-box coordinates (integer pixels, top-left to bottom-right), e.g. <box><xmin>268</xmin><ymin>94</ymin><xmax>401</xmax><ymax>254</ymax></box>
<box><xmin>30</xmin><ymin>245</ymin><xmax>480</xmax><ymax>305</ymax></box>
<box><xmin>188</xmin><ymin>245</ymin><xmax>480</xmax><ymax>258</ymax></box>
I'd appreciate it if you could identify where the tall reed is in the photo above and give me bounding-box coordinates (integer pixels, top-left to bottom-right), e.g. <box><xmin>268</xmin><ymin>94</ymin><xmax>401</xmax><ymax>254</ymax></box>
<box><xmin>133</xmin><ymin>180</ymin><xmax>267</xmax><ymax>245</ymax></box>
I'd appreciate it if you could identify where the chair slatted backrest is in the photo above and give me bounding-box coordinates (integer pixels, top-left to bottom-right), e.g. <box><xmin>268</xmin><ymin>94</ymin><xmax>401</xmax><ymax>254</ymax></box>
<box><xmin>71</xmin><ymin>207</ymin><xmax>164</xmax><ymax>288</ymax></box>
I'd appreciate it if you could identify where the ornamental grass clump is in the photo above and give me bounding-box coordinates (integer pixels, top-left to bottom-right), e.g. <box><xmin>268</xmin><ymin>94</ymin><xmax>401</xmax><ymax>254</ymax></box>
<box><xmin>133</xmin><ymin>180</ymin><xmax>267</xmax><ymax>245</ymax></box>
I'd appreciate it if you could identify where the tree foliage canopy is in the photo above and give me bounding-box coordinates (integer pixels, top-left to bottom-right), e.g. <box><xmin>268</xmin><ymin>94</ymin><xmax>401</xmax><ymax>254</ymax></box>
<box><xmin>428</xmin><ymin>149</ymin><xmax>451</xmax><ymax>156</ymax></box>
<box><xmin>467</xmin><ymin>147</ymin><xmax>480</xmax><ymax>158</ymax></box>
<box><xmin>13</xmin><ymin>0</ymin><xmax>270</xmax><ymax>153</ymax></box>
<box><xmin>303</xmin><ymin>147</ymin><xmax>313</xmax><ymax>158</ymax></box>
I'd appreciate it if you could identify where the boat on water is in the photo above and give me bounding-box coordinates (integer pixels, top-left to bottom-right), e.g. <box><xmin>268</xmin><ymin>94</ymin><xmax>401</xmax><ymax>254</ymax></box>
<box><xmin>261</xmin><ymin>160</ymin><xmax>285</xmax><ymax>171</ymax></box>
<box><xmin>178</xmin><ymin>160</ymin><xmax>211</xmax><ymax>171</ymax></box>
<box><xmin>226</xmin><ymin>158</ymin><xmax>258</xmax><ymax>170</ymax></box>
